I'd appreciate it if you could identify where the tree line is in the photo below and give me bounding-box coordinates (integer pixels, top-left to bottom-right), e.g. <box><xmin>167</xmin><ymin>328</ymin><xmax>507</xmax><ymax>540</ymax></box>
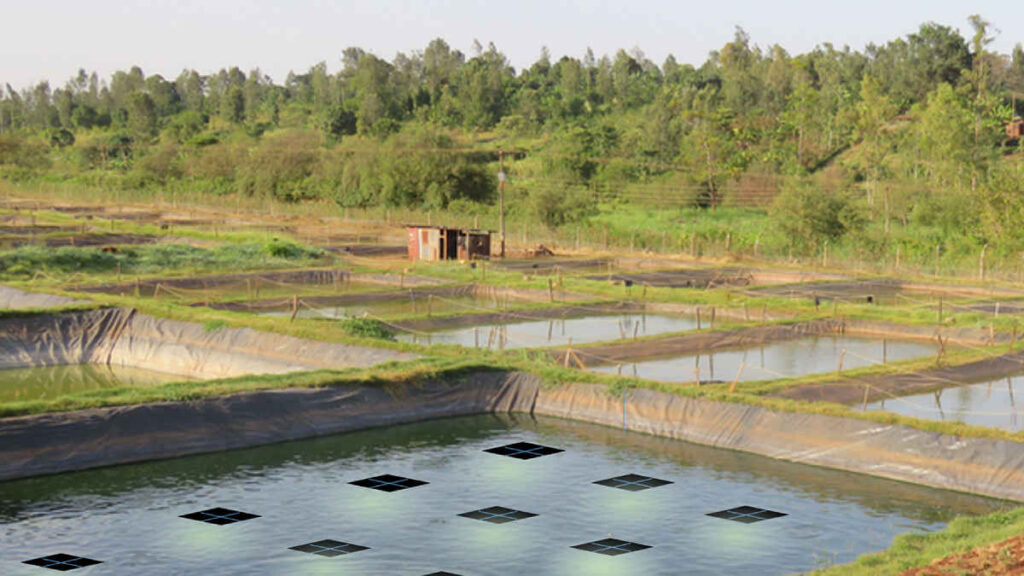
<box><xmin>1</xmin><ymin>16</ymin><xmax>1023</xmax><ymax>253</ymax></box>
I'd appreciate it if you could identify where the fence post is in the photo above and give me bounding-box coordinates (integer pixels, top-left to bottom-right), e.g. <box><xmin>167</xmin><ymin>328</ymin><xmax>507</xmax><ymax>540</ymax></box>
<box><xmin>979</xmin><ymin>244</ymin><xmax>988</xmax><ymax>281</ymax></box>
<box><xmin>290</xmin><ymin>294</ymin><xmax>299</xmax><ymax>322</ymax></box>
<box><xmin>836</xmin><ymin>348</ymin><xmax>846</xmax><ymax>379</ymax></box>
<box><xmin>728</xmin><ymin>362</ymin><xmax>745</xmax><ymax>393</ymax></box>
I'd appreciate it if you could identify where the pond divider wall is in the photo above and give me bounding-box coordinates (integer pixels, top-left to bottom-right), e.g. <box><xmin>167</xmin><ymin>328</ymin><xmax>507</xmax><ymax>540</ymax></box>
<box><xmin>207</xmin><ymin>283</ymin><xmax>587</xmax><ymax>313</ymax></box>
<box><xmin>0</xmin><ymin>308</ymin><xmax>416</xmax><ymax>379</ymax></box>
<box><xmin>569</xmin><ymin>317</ymin><xmax>1005</xmax><ymax>366</ymax></box>
<box><xmin>3</xmin><ymin>372</ymin><xmax>1024</xmax><ymax>502</ymax></box>
<box><xmin>70</xmin><ymin>268</ymin><xmax>445</xmax><ymax>297</ymax></box>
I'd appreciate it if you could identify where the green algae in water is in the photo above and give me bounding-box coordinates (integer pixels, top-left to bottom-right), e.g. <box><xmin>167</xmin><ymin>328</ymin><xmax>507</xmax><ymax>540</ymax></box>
<box><xmin>0</xmin><ymin>364</ymin><xmax>189</xmax><ymax>403</ymax></box>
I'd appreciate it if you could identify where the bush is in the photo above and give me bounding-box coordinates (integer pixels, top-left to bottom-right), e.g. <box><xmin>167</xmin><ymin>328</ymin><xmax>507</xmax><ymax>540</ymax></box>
<box><xmin>770</xmin><ymin>182</ymin><xmax>866</xmax><ymax>253</ymax></box>
<box><xmin>339</xmin><ymin>317</ymin><xmax>395</xmax><ymax>340</ymax></box>
<box><xmin>528</xmin><ymin>184</ymin><xmax>596</xmax><ymax>228</ymax></box>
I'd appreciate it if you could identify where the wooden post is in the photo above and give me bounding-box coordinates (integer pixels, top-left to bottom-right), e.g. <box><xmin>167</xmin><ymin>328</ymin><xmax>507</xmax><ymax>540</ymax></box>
<box><xmin>548</xmin><ymin>278</ymin><xmax>554</xmax><ymax>302</ymax></box>
<box><xmin>979</xmin><ymin>244</ymin><xmax>988</xmax><ymax>281</ymax></box>
<box><xmin>153</xmin><ymin>283</ymin><xmax>162</xmax><ymax>300</ymax></box>
<box><xmin>729</xmin><ymin>362</ymin><xmax>745</xmax><ymax>393</ymax></box>
<box><xmin>710</xmin><ymin>307</ymin><xmax>716</xmax><ymax>330</ymax></box>
<box><xmin>861</xmin><ymin>385</ymin><xmax>871</xmax><ymax>411</ymax></box>
<box><xmin>697</xmin><ymin>308</ymin><xmax>702</xmax><ymax>330</ymax></box>
<box><xmin>1011</xmin><ymin>323</ymin><xmax>1018</xmax><ymax>352</ymax></box>
<box><xmin>474</xmin><ymin>327</ymin><xmax>479</xmax><ymax>348</ymax></box>
<box><xmin>882</xmin><ymin>338</ymin><xmax>887</xmax><ymax>364</ymax></box>
<box><xmin>836</xmin><ymin>348</ymin><xmax>846</xmax><ymax>379</ymax></box>
<box><xmin>744</xmin><ymin>302</ymin><xmax>750</xmax><ymax>321</ymax></box>
<box><xmin>633</xmin><ymin>323</ymin><xmax>639</xmax><ymax>341</ymax></box>
<box><xmin>290</xmin><ymin>295</ymin><xmax>299</xmax><ymax>322</ymax></box>
<box><xmin>564</xmin><ymin>338</ymin><xmax>573</xmax><ymax>368</ymax></box>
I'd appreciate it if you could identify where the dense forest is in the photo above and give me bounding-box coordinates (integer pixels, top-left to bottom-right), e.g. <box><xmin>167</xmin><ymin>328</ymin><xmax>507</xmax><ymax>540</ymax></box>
<box><xmin>1</xmin><ymin>15</ymin><xmax>1024</xmax><ymax>267</ymax></box>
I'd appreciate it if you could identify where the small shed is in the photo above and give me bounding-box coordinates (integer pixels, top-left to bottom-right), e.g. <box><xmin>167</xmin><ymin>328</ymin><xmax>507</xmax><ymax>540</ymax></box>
<box><xmin>1008</xmin><ymin>118</ymin><xmax>1024</xmax><ymax>141</ymax></box>
<box><xmin>406</xmin><ymin>225</ymin><xmax>492</xmax><ymax>262</ymax></box>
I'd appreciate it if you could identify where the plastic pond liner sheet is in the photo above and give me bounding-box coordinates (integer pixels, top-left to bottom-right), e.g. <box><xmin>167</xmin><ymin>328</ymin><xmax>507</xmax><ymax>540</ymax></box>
<box><xmin>0</xmin><ymin>415</ymin><xmax>1011</xmax><ymax>576</ymax></box>
<box><xmin>0</xmin><ymin>364</ymin><xmax>189</xmax><ymax>403</ymax></box>
<box><xmin>591</xmin><ymin>334</ymin><xmax>940</xmax><ymax>383</ymax></box>
<box><xmin>0</xmin><ymin>308</ymin><xmax>416</xmax><ymax>380</ymax></box>
<box><xmin>0</xmin><ymin>285</ymin><xmax>88</xmax><ymax>310</ymax></box>
<box><xmin>862</xmin><ymin>373</ymin><xmax>1024</xmax><ymax>432</ymax></box>
<box><xmin>397</xmin><ymin>313</ymin><xmax>698</xmax><ymax>349</ymax></box>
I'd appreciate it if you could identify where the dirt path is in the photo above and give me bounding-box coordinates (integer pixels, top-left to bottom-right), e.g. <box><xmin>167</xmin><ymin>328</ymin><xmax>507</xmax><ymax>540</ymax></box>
<box><xmin>901</xmin><ymin>534</ymin><xmax>1024</xmax><ymax>576</ymax></box>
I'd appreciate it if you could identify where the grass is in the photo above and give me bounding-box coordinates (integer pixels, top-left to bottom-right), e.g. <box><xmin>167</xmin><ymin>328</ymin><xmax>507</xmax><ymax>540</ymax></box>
<box><xmin>811</xmin><ymin>507</ymin><xmax>1024</xmax><ymax>575</ymax></box>
<box><xmin>0</xmin><ymin>240</ymin><xmax>325</xmax><ymax>281</ymax></box>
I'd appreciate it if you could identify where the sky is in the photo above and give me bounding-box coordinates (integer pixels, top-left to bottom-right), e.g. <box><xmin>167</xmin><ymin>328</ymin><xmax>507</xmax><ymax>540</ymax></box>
<box><xmin>2</xmin><ymin>0</ymin><xmax>1022</xmax><ymax>89</ymax></box>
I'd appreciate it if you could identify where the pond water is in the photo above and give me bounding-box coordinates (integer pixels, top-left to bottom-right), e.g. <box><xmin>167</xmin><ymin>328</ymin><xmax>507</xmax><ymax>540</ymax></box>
<box><xmin>397</xmin><ymin>313</ymin><xmax>698</xmax><ymax>349</ymax></box>
<box><xmin>592</xmin><ymin>335</ymin><xmax>940</xmax><ymax>383</ymax></box>
<box><xmin>0</xmin><ymin>415</ymin><xmax>1007</xmax><ymax>575</ymax></box>
<box><xmin>0</xmin><ymin>364</ymin><xmax>189</xmax><ymax>403</ymax></box>
<box><xmin>862</xmin><ymin>374</ymin><xmax>1024</xmax><ymax>432</ymax></box>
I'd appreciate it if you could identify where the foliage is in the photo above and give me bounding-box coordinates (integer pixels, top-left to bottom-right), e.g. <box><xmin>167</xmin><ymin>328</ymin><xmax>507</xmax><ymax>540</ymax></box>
<box><xmin>339</xmin><ymin>317</ymin><xmax>396</xmax><ymax>340</ymax></box>
<box><xmin>0</xmin><ymin>18</ymin><xmax>1023</xmax><ymax>263</ymax></box>
<box><xmin>770</xmin><ymin>180</ymin><xmax>867</xmax><ymax>252</ymax></box>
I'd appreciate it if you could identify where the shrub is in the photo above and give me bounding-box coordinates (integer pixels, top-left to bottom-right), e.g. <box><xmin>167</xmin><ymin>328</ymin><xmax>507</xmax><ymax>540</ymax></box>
<box><xmin>339</xmin><ymin>317</ymin><xmax>395</xmax><ymax>340</ymax></box>
<box><xmin>770</xmin><ymin>182</ymin><xmax>866</xmax><ymax>253</ymax></box>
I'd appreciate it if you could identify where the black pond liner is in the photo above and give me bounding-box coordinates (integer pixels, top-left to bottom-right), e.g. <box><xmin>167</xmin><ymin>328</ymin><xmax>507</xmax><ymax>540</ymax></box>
<box><xmin>593</xmin><ymin>474</ymin><xmax>673</xmax><ymax>492</ymax></box>
<box><xmin>348</xmin><ymin>474</ymin><xmax>429</xmax><ymax>492</ymax></box>
<box><xmin>572</xmin><ymin>538</ymin><xmax>652</xmax><ymax>556</ymax></box>
<box><xmin>458</xmin><ymin>506</ymin><xmax>538</xmax><ymax>524</ymax></box>
<box><xmin>706</xmin><ymin>506</ymin><xmax>788</xmax><ymax>524</ymax></box>
<box><xmin>483</xmin><ymin>441</ymin><xmax>564</xmax><ymax>460</ymax></box>
<box><xmin>289</xmin><ymin>539</ymin><xmax>369</xmax><ymax>557</ymax></box>
<box><xmin>179</xmin><ymin>507</ymin><xmax>260</xmax><ymax>525</ymax></box>
<box><xmin>22</xmin><ymin>554</ymin><xmax>102</xmax><ymax>571</ymax></box>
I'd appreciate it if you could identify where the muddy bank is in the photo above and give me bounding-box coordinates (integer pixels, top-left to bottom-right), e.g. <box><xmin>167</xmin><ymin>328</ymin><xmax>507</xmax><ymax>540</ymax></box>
<box><xmin>3</xmin><ymin>372</ymin><xmax>1024</xmax><ymax>502</ymax></box>
<box><xmin>771</xmin><ymin>350</ymin><xmax>1024</xmax><ymax>405</ymax></box>
<box><xmin>561</xmin><ymin>317</ymin><xmax>1006</xmax><ymax>366</ymax></box>
<box><xmin>393</xmin><ymin>302</ymin><xmax>639</xmax><ymax>333</ymax></box>
<box><xmin>1</xmin><ymin>232</ymin><xmax>160</xmax><ymax>248</ymax></box>
<box><xmin>588</xmin><ymin>267</ymin><xmax>754</xmax><ymax>288</ymax></box>
<box><xmin>0</xmin><ymin>308</ymin><xmax>415</xmax><ymax>379</ymax></box>
<box><xmin>70</xmin><ymin>268</ymin><xmax>444</xmax><ymax>298</ymax></box>
<box><xmin>205</xmin><ymin>282</ymin><xmax>589</xmax><ymax>314</ymax></box>
<box><xmin>561</xmin><ymin>319</ymin><xmax>843</xmax><ymax>365</ymax></box>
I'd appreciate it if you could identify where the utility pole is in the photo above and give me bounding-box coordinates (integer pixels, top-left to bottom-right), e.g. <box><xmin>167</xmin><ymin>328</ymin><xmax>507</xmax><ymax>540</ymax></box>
<box><xmin>498</xmin><ymin>149</ymin><xmax>506</xmax><ymax>258</ymax></box>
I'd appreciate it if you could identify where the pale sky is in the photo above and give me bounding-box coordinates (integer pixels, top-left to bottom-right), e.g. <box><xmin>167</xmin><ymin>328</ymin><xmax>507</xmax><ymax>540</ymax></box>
<box><xmin>2</xmin><ymin>0</ymin><xmax>1021</xmax><ymax>89</ymax></box>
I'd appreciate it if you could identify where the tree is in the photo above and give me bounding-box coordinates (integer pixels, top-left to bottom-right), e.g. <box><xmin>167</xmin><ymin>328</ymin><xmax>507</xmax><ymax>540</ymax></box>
<box><xmin>127</xmin><ymin>92</ymin><xmax>158</xmax><ymax>140</ymax></box>
<box><xmin>220</xmin><ymin>86</ymin><xmax>245</xmax><ymax>124</ymax></box>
